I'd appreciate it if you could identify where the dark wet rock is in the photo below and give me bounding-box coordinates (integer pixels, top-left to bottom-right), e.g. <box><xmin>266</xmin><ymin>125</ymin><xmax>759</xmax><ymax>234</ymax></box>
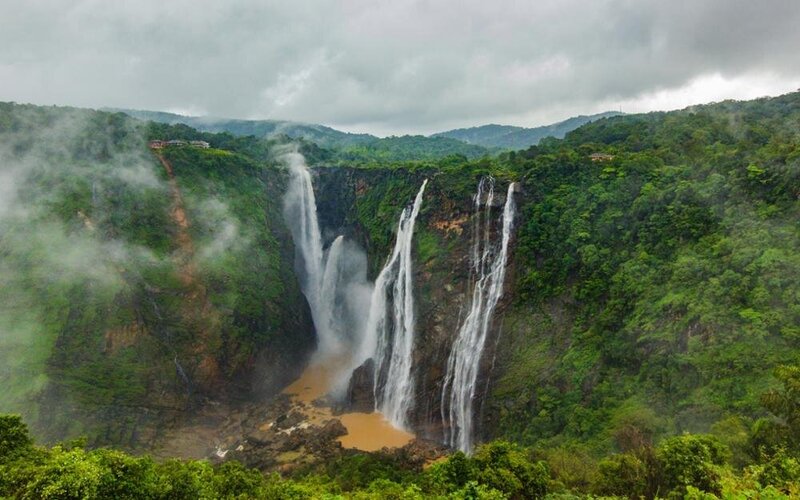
<box><xmin>398</xmin><ymin>438</ymin><xmax>450</xmax><ymax>466</ymax></box>
<box><xmin>274</xmin><ymin>410</ymin><xmax>305</xmax><ymax>430</ymax></box>
<box><xmin>317</xmin><ymin>419</ymin><xmax>347</xmax><ymax>442</ymax></box>
<box><xmin>227</xmin><ymin>417</ymin><xmax>348</xmax><ymax>473</ymax></box>
<box><xmin>312</xmin><ymin>394</ymin><xmax>336</xmax><ymax>408</ymax></box>
<box><xmin>301</xmin><ymin>421</ymin><xmax>342</xmax><ymax>453</ymax></box>
<box><xmin>340</xmin><ymin>358</ymin><xmax>376</xmax><ymax>413</ymax></box>
<box><xmin>226</xmin><ymin>440</ymin><xmax>279</xmax><ymax>470</ymax></box>
<box><xmin>245</xmin><ymin>428</ymin><xmax>274</xmax><ymax>446</ymax></box>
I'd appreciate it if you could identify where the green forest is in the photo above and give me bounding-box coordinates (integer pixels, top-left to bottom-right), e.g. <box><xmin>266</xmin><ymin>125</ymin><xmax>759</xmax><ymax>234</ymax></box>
<box><xmin>1</xmin><ymin>90</ymin><xmax>799</xmax><ymax>498</ymax></box>
<box><xmin>2</xmin><ymin>366</ymin><xmax>799</xmax><ymax>499</ymax></box>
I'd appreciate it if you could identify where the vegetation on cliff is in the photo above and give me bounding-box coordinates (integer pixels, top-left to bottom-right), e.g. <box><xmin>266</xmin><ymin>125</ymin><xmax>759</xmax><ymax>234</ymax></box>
<box><xmin>0</xmin><ymin>103</ymin><xmax>314</xmax><ymax>447</ymax></box>
<box><xmin>489</xmin><ymin>92</ymin><xmax>800</xmax><ymax>456</ymax></box>
<box><xmin>1</xmin><ymin>90</ymin><xmax>799</xmax><ymax>497</ymax></box>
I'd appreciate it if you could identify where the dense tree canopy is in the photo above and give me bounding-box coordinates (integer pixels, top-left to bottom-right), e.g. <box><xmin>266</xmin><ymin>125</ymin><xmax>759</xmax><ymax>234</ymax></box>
<box><xmin>0</xmin><ymin>91</ymin><xmax>798</xmax><ymax>497</ymax></box>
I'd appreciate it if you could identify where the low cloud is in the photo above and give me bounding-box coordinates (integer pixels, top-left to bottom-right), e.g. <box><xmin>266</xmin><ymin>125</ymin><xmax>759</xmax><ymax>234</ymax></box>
<box><xmin>0</xmin><ymin>106</ymin><xmax>245</xmax><ymax>413</ymax></box>
<box><xmin>194</xmin><ymin>198</ymin><xmax>244</xmax><ymax>263</ymax></box>
<box><xmin>0</xmin><ymin>109</ymin><xmax>159</xmax><ymax>411</ymax></box>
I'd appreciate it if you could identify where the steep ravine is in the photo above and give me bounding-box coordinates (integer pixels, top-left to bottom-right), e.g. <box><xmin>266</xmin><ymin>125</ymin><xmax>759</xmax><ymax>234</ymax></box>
<box><xmin>153</xmin><ymin>150</ymin><xmax>224</xmax><ymax>395</ymax></box>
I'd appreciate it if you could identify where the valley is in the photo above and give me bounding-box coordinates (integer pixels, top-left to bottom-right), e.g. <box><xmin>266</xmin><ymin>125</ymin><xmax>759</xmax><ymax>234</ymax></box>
<box><xmin>1</xmin><ymin>91</ymin><xmax>799</xmax><ymax>497</ymax></box>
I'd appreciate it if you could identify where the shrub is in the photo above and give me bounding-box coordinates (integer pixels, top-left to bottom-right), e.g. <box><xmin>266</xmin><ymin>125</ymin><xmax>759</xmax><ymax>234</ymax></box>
<box><xmin>593</xmin><ymin>453</ymin><xmax>647</xmax><ymax>498</ymax></box>
<box><xmin>749</xmin><ymin>450</ymin><xmax>800</xmax><ymax>493</ymax></box>
<box><xmin>656</xmin><ymin>434</ymin><xmax>730</xmax><ymax>497</ymax></box>
<box><xmin>472</xmin><ymin>441</ymin><xmax>549</xmax><ymax>499</ymax></box>
<box><xmin>541</xmin><ymin>446</ymin><xmax>597</xmax><ymax>492</ymax></box>
<box><xmin>451</xmin><ymin>480</ymin><xmax>507</xmax><ymax>500</ymax></box>
<box><xmin>0</xmin><ymin>415</ymin><xmax>33</xmax><ymax>461</ymax></box>
<box><xmin>427</xmin><ymin>451</ymin><xmax>476</xmax><ymax>491</ymax></box>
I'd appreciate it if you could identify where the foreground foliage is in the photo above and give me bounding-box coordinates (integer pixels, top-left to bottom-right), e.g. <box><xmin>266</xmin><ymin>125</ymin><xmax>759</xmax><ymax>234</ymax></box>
<box><xmin>2</xmin><ymin>363</ymin><xmax>800</xmax><ymax>496</ymax></box>
<box><xmin>3</xmin><ymin>402</ymin><xmax>800</xmax><ymax>498</ymax></box>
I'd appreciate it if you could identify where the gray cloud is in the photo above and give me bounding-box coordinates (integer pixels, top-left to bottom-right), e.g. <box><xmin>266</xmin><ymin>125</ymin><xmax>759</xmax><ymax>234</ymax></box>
<box><xmin>1</xmin><ymin>0</ymin><xmax>799</xmax><ymax>135</ymax></box>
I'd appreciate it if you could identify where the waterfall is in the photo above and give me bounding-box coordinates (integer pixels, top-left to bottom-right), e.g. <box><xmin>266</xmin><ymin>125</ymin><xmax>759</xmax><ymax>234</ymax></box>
<box><xmin>282</xmin><ymin>150</ymin><xmax>429</xmax><ymax>429</ymax></box>
<box><xmin>359</xmin><ymin>180</ymin><xmax>428</xmax><ymax>430</ymax></box>
<box><xmin>441</xmin><ymin>178</ymin><xmax>516</xmax><ymax>453</ymax></box>
<box><xmin>320</xmin><ymin>235</ymin><xmax>372</xmax><ymax>354</ymax></box>
<box><xmin>282</xmin><ymin>151</ymin><xmax>370</xmax><ymax>358</ymax></box>
<box><xmin>318</xmin><ymin>235</ymin><xmax>345</xmax><ymax>348</ymax></box>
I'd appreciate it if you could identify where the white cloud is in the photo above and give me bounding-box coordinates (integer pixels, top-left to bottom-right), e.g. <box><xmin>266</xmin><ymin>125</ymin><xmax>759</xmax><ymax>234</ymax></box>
<box><xmin>1</xmin><ymin>0</ymin><xmax>799</xmax><ymax>134</ymax></box>
<box><xmin>619</xmin><ymin>73</ymin><xmax>800</xmax><ymax>114</ymax></box>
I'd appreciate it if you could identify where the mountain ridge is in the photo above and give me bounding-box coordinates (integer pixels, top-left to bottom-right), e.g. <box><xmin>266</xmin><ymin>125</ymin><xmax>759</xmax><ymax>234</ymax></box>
<box><xmin>110</xmin><ymin>107</ymin><xmax>622</xmax><ymax>154</ymax></box>
<box><xmin>106</xmin><ymin>108</ymin><xmax>375</xmax><ymax>149</ymax></box>
<box><xmin>433</xmin><ymin>111</ymin><xmax>624</xmax><ymax>149</ymax></box>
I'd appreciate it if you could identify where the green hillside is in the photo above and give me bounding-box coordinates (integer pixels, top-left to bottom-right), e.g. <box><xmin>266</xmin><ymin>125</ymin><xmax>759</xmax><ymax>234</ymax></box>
<box><xmin>113</xmin><ymin>109</ymin><xmax>375</xmax><ymax>149</ymax></box>
<box><xmin>487</xmin><ymin>92</ymin><xmax>800</xmax><ymax>454</ymax></box>
<box><xmin>1</xmin><ymin>91</ymin><xmax>799</xmax><ymax>497</ymax></box>
<box><xmin>433</xmin><ymin>111</ymin><xmax>623</xmax><ymax>149</ymax></box>
<box><xmin>0</xmin><ymin>103</ymin><xmax>314</xmax><ymax>446</ymax></box>
<box><xmin>115</xmin><ymin>109</ymin><xmax>490</xmax><ymax>162</ymax></box>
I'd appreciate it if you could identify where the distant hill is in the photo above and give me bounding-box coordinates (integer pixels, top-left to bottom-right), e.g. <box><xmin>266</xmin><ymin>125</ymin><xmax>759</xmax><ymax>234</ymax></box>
<box><xmin>433</xmin><ymin>111</ymin><xmax>623</xmax><ymax>150</ymax></box>
<box><xmin>335</xmin><ymin>134</ymin><xmax>489</xmax><ymax>162</ymax></box>
<box><xmin>110</xmin><ymin>109</ymin><xmax>375</xmax><ymax>149</ymax></box>
<box><xmin>113</xmin><ymin>109</ymin><xmax>490</xmax><ymax>161</ymax></box>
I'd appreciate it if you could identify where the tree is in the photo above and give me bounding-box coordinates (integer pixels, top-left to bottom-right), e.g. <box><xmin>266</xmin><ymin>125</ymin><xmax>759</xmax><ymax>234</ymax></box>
<box><xmin>656</xmin><ymin>434</ymin><xmax>730</xmax><ymax>497</ymax></box>
<box><xmin>761</xmin><ymin>365</ymin><xmax>800</xmax><ymax>451</ymax></box>
<box><xmin>593</xmin><ymin>453</ymin><xmax>647</xmax><ymax>498</ymax></box>
<box><xmin>472</xmin><ymin>441</ymin><xmax>549</xmax><ymax>499</ymax></box>
<box><xmin>0</xmin><ymin>415</ymin><xmax>32</xmax><ymax>461</ymax></box>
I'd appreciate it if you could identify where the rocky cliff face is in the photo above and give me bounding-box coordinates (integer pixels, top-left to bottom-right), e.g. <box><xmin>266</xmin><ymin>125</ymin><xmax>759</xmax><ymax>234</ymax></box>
<box><xmin>45</xmin><ymin>153</ymin><xmax>317</xmax><ymax>449</ymax></box>
<box><xmin>3</xmin><ymin>104</ymin><xmax>522</xmax><ymax>454</ymax></box>
<box><xmin>312</xmin><ymin>166</ymin><xmax>524</xmax><ymax>444</ymax></box>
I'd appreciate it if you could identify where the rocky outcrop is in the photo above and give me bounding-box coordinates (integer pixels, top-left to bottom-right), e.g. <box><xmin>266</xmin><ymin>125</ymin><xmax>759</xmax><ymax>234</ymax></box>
<box><xmin>342</xmin><ymin>358</ymin><xmax>376</xmax><ymax>413</ymax></box>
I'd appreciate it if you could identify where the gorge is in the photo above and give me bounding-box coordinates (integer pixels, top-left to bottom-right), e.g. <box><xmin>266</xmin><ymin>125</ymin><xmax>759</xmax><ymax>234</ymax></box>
<box><xmin>2</xmin><ymin>92</ymin><xmax>800</xmax><ymax>497</ymax></box>
<box><xmin>283</xmin><ymin>151</ymin><xmax>518</xmax><ymax>449</ymax></box>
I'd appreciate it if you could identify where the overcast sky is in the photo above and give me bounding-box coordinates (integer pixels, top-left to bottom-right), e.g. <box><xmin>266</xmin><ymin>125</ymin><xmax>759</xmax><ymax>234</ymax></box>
<box><xmin>1</xmin><ymin>0</ymin><xmax>799</xmax><ymax>136</ymax></box>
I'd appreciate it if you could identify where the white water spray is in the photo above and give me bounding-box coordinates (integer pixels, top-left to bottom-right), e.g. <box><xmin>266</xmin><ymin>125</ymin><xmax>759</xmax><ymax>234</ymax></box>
<box><xmin>358</xmin><ymin>180</ymin><xmax>428</xmax><ymax>430</ymax></box>
<box><xmin>318</xmin><ymin>235</ymin><xmax>346</xmax><ymax>347</ymax></box>
<box><xmin>283</xmin><ymin>152</ymin><xmax>430</xmax><ymax>429</ymax></box>
<box><xmin>282</xmin><ymin>150</ymin><xmax>370</xmax><ymax>360</ymax></box>
<box><xmin>441</xmin><ymin>178</ymin><xmax>516</xmax><ymax>452</ymax></box>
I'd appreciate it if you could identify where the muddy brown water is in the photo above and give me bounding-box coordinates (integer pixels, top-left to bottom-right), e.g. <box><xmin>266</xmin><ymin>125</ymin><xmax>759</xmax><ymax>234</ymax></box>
<box><xmin>282</xmin><ymin>357</ymin><xmax>414</xmax><ymax>452</ymax></box>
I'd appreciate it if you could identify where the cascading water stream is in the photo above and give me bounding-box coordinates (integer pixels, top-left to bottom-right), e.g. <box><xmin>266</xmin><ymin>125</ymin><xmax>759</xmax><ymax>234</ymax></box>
<box><xmin>283</xmin><ymin>151</ymin><xmax>431</xmax><ymax>433</ymax></box>
<box><xmin>358</xmin><ymin>180</ymin><xmax>428</xmax><ymax>430</ymax></box>
<box><xmin>441</xmin><ymin>178</ymin><xmax>516</xmax><ymax>453</ymax></box>
<box><xmin>283</xmin><ymin>150</ymin><xmax>369</xmax><ymax>359</ymax></box>
<box><xmin>279</xmin><ymin>149</ymin><xmax>420</xmax><ymax>448</ymax></box>
<box><xmin>318</xmin><ymin>235</ymin><xmax>345</xmax><ymax>346</ymax></box>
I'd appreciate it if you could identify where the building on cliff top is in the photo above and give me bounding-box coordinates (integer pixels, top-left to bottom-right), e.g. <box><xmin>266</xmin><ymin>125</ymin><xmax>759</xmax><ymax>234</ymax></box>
<box><xmin>149</xmin><ymin>139</ymin><xmax>210</xmax><ymax>149</ymax></box>
<box><xmin>589</xmin><ymin>152</ymin><xmax>615</xmax><ymax>162</ymax></box>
